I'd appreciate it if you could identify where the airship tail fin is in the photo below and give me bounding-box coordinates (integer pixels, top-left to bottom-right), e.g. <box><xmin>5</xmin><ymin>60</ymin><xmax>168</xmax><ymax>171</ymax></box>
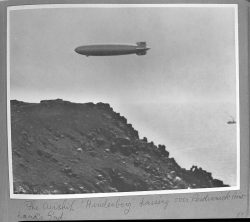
<box><xmin>136</xmin><ymin>42</ymin><xmax>147</xmax><ymax>48</ymax></box>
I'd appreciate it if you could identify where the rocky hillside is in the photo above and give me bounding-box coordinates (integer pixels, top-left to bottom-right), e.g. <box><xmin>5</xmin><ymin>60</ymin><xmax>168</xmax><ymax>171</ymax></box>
<box><xmin>11</xmin><ymin>99</ymin><xmax>228</xmax><ymax>194</ymax></box>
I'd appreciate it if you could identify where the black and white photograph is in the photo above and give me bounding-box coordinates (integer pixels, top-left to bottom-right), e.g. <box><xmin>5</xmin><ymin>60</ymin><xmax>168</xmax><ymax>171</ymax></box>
<box><xmin>7</xmin><ymin>4</ymin><xmax>239</xmax><ymax>198</ymax></box>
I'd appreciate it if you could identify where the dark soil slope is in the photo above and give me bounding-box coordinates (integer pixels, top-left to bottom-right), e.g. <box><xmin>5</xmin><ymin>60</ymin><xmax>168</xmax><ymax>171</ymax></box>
<box><xmin>11</xmin><ymin>99</ymin><xmax>228</xmax><ymax>194</ymax></box>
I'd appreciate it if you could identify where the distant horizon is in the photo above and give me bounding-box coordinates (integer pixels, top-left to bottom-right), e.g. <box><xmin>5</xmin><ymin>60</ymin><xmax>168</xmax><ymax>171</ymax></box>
<box><xmin>9</xmin><ymin>96</ymin><xmax>238</xmax><ymax>118</ymax></box>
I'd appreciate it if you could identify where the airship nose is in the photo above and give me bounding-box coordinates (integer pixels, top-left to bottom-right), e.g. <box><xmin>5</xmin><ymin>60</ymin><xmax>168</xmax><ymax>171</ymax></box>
<box><xmin>75</xmin><ymin>47</ymin><xmax>81</xmax><ymax>54</ymax></box>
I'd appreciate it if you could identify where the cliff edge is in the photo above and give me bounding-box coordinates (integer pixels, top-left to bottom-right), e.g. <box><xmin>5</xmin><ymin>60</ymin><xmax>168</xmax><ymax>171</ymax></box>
<box><xmin>11</xmin><ymin>99</ymin><xmax>228</xmax><ymax>194</ymax></box>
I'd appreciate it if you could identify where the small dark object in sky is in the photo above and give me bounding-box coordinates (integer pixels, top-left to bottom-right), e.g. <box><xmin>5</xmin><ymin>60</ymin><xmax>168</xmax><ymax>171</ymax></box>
<box><xmin>227</xmin><ymin>116</ymin><xmax>236</xmax><ymax>124</ymax></box>
<box><xmin>75</xmin><ymin>42</ymin><xmax>150</xmax><ymax>56</ymax></box>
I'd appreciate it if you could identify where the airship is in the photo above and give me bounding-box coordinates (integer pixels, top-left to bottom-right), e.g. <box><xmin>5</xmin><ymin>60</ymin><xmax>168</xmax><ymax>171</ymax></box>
<box><xmin>74</xmin><ymin>42</ymin><xmax>150</xmax><ymax>57</ymax></box>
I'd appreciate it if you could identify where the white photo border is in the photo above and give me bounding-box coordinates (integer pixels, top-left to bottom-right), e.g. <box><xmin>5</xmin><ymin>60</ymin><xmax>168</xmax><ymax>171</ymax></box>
<box><xmin>7</xmin><ymin>3</ymin><xmax>240</xmax><ymax>199</ymax></box>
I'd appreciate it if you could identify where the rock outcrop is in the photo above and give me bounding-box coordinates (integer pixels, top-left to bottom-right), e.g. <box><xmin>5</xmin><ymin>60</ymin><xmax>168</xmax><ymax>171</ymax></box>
<box><xmin>11</xmin><ymin>99</ymin><xmax>228</xmax><ymax>194</ymax></box>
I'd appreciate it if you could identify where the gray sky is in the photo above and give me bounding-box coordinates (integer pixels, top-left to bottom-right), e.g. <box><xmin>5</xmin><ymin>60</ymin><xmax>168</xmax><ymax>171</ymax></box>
<box><xmin>10</xmin><ymin>6</ymin><xmax>236</xmax><ymax>105</ymax></box>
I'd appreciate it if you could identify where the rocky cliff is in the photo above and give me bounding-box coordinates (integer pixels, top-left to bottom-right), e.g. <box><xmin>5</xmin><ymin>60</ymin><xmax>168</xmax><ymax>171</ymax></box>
<box><xmin>11</xmin><ymin>99</ymin><xmax>228</xmax><ymax>194</ymax></box>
